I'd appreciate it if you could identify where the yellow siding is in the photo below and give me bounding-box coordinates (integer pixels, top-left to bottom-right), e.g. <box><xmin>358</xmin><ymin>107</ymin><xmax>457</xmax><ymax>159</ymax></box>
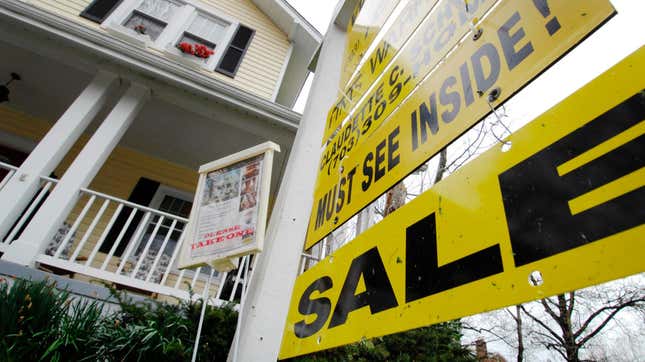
<box><xmin>0</xmin><ymin>105</ymin><xmax>204</xmax><ymax>298</ymax></box>
<box><xmin>29</xmin><ymin>0</ymin><xmax>290</xmax><ymax>100</ymax></box>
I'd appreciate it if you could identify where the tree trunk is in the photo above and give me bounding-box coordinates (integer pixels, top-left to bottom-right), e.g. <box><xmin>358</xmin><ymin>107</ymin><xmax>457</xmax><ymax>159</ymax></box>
<box><xmin>384</xmin><ymin>182</ymin><xmax>407</xmax><ymax>216</ymax></box>
<box><xmin>515</xmin><ymin>305</ymin><xmax>524</xmax><ymax>362</ymax></box>
<box><xmin>433</xmin><ymin>148</ymin><xmax>448</xmax><ymax>184</ymax></box>
<box><xmin>557</xmin><ymin>294</ymin><xmax>579</xmax><ymax>362</ymax></box>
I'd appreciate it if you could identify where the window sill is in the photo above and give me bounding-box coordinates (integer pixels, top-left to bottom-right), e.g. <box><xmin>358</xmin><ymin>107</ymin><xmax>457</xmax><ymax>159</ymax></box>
<box><xmin>103</xmin><ymin>22</ymin><xmax>152</xmax><ymax>48</ymax></box>
<box><xmin>163</xmin><ymin>46</ymin><xmax>212</xmax><ymax>71</ymax></box>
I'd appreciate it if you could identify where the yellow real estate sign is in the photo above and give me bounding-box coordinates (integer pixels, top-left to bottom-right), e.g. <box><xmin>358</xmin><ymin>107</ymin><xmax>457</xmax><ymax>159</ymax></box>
<box><xmin>307</xmin><ymin>0</ymin><xmax>615</xmax><ymax>248</ymax></box>
<box><xmin>322</xmin><ymin>0</ymin><xmax>495</xmax><ymax>146</ymax></box>
<box><xmin>282</xmin><ymin>45</ymin><xmax>645</xmax><ymax>358</ymax></box>
<box><xmin>339</xmin><ymin>0</ymin><xmax>400</xmax><ymax>90</ymax></box>
<box><xmin>322</xmin><ymin>0</ymin><xmax>440</xmax><ymax>144</ymax></box>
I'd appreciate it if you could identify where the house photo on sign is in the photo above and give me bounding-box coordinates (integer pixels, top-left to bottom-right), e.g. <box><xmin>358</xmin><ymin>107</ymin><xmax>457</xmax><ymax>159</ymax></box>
<box><xmin>178</xmin><ymin>142</ymin><xmax>279</xmax><ymax>271</ymax></box>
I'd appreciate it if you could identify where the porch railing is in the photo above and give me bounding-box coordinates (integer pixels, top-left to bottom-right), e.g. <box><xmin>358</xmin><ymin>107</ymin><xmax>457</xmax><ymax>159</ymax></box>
<box><xmin>0</xmin><ymin>161</ymin><xmax>247</xmax><ymax>305</ymax></box>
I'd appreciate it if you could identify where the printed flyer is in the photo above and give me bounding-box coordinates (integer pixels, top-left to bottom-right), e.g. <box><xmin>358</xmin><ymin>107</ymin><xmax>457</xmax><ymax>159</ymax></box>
<box><xmin>178</xmin><ymin>141</ymin><xmax>280</xmax><ymax>270</ymax></box>
<box><xmin>191</xmin><ymin>155</ymin><xmax>263</xmax><ymax>258</ymax></box>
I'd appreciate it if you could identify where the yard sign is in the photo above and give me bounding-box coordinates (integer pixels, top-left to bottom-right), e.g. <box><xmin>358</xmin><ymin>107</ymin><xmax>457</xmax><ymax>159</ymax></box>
<box><xmin>281</xmin><ymin>45</ymin><xmax>645</xmax><ymax>358</ymax></box>
<box><xmin>307</xmin><ymin>0</ymin><xmax>616</xmax><ymax>248</ymax></box>
<box><xmin>178</xmin><ymin>142</ymin><xmax>279</xmax><ymax>271</ymax></box>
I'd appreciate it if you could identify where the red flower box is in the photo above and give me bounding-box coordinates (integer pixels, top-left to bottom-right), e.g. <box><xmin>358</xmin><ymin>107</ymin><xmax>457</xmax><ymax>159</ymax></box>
<box><xmin>177</xmin><ymin>42</ymin><xmax>214</xmax><ymax>59</ymax></box>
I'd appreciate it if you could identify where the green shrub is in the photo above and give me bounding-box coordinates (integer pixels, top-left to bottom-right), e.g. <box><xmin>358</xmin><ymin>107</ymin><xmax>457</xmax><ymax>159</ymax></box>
<box><xmin>0</xmin><ymin>277</ymin><xmax>238</xmax><ymax>361</ymax></box>
<box><xmin>288</xmin><ymin>321</ymin><xmax>476</xmax><ymax>362</ymax></box>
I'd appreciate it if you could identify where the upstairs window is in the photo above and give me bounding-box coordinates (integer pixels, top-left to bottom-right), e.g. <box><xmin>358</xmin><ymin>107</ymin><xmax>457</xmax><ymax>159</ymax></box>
<box><xmin>122</xmin><ymin>0</ymin><xmax>179</xmax><ymax>41</ymax></box>
<box><xmin>216</xmin><ymin>25</ymin><xmax>254</xmax><ymax>77</ymax></box>
<box><xmin>174</xmin><ymin>14</ymin><xmax>228</xmax><ymax>63</ymax></box>
<box><xmin>80</xmin><ymin>0</ymin><xmax>122</xmax><ymax>23</ymax></box>
<box><xmin>81</xmin><ymin>0</ymin><xmax>255</xmax><ymax>77</ymax></box>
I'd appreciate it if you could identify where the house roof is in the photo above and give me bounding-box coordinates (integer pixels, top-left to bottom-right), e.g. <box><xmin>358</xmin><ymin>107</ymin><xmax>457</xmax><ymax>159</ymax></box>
<box><xmin>252</xmin><ymin>0</ymin><xmax>322</xmax><ymax>45</ymax></box>
<box><xmin>252</xmin><ymin>0</ymin><xmax>322</xmax><ymax>107</ymax></box>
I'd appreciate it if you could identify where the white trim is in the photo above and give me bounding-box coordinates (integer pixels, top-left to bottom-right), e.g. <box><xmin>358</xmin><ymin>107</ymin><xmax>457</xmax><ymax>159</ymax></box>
<box><xmin>105</xmin><ymin>0</ymin><xmax>240</xmax><ymax>73</ymax></box>
<box><xmin>103</xmin><ymin>0</ymin><xmax>186</xmax><ymax>49</ymax></box>
<box><xmin>251</xmin><ymin>0</ymin><xmax>321</xmax><ymax>42</ymax></box>
<box><xmin>35</xmin><ymin>254</ymin><xmax>229</xmax><ymax>306</ymax></box>
<box><xmin>149</xmin><ymin>184</ymin><xmax>194</xmax><ymax>210</ymax></box>
<box><xmin>272</xmin><ymin>43</ymin><xmax>293</xmax><ymax>102</ymax></box>
<box><xmin>198</xmin><ymin>141</ymin><xmax>280</xmax><ymax>173</ymax></box>
<box><xmin>103</xmin><ymin>23</ymin><xmax>152</xmax><ymax>47</ymax></box>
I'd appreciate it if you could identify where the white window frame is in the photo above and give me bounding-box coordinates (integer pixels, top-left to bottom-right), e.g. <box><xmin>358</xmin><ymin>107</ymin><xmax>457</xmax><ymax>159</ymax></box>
<box><xmin>102</xmin><ymin>0</ymin><xmax>239</xmax><ymax>72</ymax></box>
<box><xmin>149</xmin><ymin>184</ymin><xmax>193</xmax><ymax>210</ymax></box>
<box><xmin>163</xmin><ymin>9</ymin><xmax>237</xmax><ymax>71</ymax></box>
<box><xmin>102</xmin><ymin>0</ymin><xmax>185</xmax><ymax>48</ymax></box>
<box><xmin>145</xmin><ymin>185</ymin><xmax>218</xmax><ymax>281</ymax></box>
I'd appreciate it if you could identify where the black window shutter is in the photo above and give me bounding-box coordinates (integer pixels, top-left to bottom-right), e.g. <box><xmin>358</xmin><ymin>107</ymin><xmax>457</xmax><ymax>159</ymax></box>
<box><xmin>100</xmin><ymin>177</ymin><xmax>160</xmax><ymax>256</ymax></box>
<box><xmin>80</xmin><ymin>0</ymin><xmax>123</xmax><ymax>23</ymax></box>
<box><xmin>216</xmin><ymin>25</ymin><xmax>254</xmax><ymax>77</ymax></box>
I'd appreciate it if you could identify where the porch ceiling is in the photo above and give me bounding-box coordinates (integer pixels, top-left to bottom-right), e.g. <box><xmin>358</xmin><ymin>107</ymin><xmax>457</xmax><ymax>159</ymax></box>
<box><xmin>0</xmin><ymin>38</ymin><xmax>294</xmax><ymax>194</ymax></box>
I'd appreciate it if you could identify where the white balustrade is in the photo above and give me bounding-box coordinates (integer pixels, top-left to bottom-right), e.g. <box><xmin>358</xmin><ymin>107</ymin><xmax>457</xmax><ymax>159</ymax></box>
<box><xmin>0</xmin><ymin>167</ymin><xmax>246</xmax><ymax>305</ymax></box>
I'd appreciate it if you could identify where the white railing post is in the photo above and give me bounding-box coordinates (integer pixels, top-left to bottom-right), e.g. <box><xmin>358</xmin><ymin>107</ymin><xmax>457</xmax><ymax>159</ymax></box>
<box><xmin>2</xmin><ymin>83</ymin><xmax>149</xmax><ymax>266</ymax></box>
<box><xmin>0</xmin><ymin>71</ymin><xmax>117</xmax><ymax>242</ymax></box>
<box><xmin>69</xmin><ymin>198</ymin><xmax>110</xmax><ymax>262</ymax></box>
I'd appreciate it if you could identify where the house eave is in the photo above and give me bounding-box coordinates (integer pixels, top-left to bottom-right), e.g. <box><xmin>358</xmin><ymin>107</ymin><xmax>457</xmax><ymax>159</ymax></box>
<box><xmin>0</xmin><ymin>0</ymin><xmax>302</xmax><ymax>132</ymax></box>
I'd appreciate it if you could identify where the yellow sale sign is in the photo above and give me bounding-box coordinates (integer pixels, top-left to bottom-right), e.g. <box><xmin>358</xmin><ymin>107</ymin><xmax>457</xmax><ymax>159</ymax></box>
<box><xmin>321</xmin><ymin>0</ymin><xmax>495</xmax><ymax>147</ymax></box>
<box><xmin>321</xmin><ymin>0</ymin><xmax>442</xmax><ymax>144</ymax></box>
<box><xmin>307</xmin><ymin>0</ymin><xmax>615</xmax><ymax>248</ymax></box>
<box><xmin>321</xmin><ymin>0</ymin><xmax>496</xmax><ymax>152</ymax></box>
<box><xmin>339</xmin><ymin>0</ymin><xmax>400</xmax><ymax>90</ymax></box>
<box><xmin>282</xmin><ymin>46</ymin><xmax>645</xmax><ymax>358</ymax></box>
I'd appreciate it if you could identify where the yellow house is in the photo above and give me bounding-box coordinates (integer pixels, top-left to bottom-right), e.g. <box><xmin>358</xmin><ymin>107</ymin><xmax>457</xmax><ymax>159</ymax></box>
<box><xmin>0</xmin><ymin>0</ymin><xmax>320</xmax><ymax>303</ymax></box>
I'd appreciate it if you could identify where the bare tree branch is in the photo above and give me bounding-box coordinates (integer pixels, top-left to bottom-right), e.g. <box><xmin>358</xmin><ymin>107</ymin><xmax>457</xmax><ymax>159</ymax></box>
<box><xmin>462</xmin><ymin>323</ymin><xmax>516</xmax><ymax>349</ymax></box>
<box><xmin>532</xmin><ymin>330</ymin><xmax>563</xmax><ymax>346</ymax></box>
<box><xmin>540</xmin><ymin>298</ymin><xmax>564</xmax><ymax>330</ymax></box>
<box><xmin>433</xmin><ymin>148</ymin><xmax>447</xmax><ymax>184</ymax></box>
<box><xmin>521</xmin><ymin>305</ymin><xmax>565</xmax><ymax>346</ymax></box>
<box><xmin>567</xmin><ymin>292</ymin><xmax>576</xmax><ymax>317</ymax></box>
<box><xmin>576</xmin><ymin>297</ymin><xmax>645</xmax><ymax>346</ymax></box>
<box><xmin>505</xmin><ymin>307</ymin><xmax>519</xmax><ymax>323</ymax></box>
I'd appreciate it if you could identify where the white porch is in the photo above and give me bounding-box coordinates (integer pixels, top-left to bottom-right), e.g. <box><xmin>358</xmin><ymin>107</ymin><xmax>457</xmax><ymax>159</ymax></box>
<box><xmin>0</xmin><ymin>10</ymin><xmax>299</xmax><ymax>304</ymax></box>
<box><xmin>0</xmin><ymin>159</ymin><xmax>256</xmax><ymax>304</ymax></box>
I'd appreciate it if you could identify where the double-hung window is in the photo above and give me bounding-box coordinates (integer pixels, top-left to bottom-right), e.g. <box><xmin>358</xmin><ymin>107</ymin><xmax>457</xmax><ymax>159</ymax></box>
<box><xmin>179</xmin><ymin>14</ymin><xmax>226</xmax><ymax>55</ymax></box>
<box><xmin>166</xmin><ymin>12</ymin><xmax>232</xmax><ymax>69</ymax></box>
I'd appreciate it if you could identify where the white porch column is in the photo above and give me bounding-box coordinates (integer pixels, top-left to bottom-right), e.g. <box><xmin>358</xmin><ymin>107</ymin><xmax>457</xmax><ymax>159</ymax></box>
<box><xmin>2</xmin><ymin>83</ymin><xmax>149</xmax><ymax>266</ymax></box>
<box><xmin>0</xmin><ymin>71</ymin><xmax>117</xmax><ymax>241</ymax></box>
<box><xmin>231</xmin><ymin>20</ymin><xmax>346</xmax><ymax>362</ymax></box>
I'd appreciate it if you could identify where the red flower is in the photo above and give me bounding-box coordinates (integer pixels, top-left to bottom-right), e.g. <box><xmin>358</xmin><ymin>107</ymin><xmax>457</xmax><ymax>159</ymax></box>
<box><xmin>133</xmin><ymin>25</ymin><xmax>146</xmax><ymax>34</ymax></box>
<box><xmin>178</xmin><ymin>42</ymin><xmax>214</xmax><ymax>59</ymax></box>
<box><xmin>178</xmin><ymin>42</ymin><xmax>194</xmax><ymax>55</ymax></box>
<box><xmin>193</xmin><ymin>44</ymin><xmax>214</xmax><ymax>59</ymax></box>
